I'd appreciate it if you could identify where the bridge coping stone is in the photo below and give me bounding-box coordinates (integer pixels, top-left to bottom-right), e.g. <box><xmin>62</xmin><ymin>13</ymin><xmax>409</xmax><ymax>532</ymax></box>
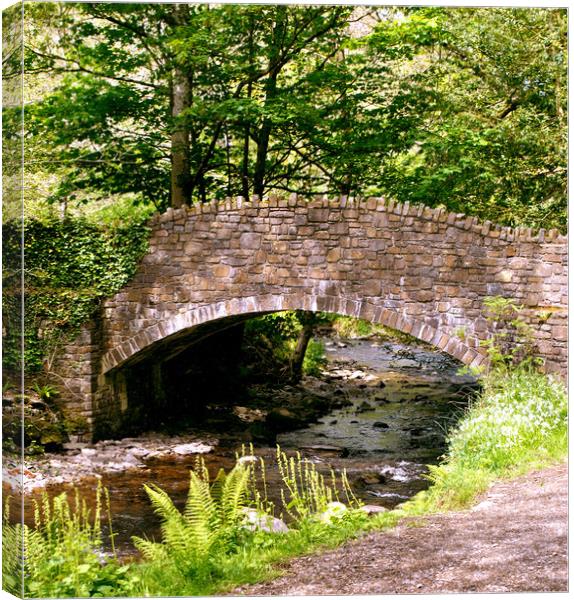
<box><xmin>148</xmin><ymin>195</ymin><xmax>566</xmax><ymax>243</ymax></box>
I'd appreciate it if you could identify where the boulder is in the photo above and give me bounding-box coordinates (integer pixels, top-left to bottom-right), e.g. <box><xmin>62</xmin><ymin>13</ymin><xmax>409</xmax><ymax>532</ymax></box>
<box><xmin>358</xmin><ymin>472</ymin><xmax>386</xmax><ymax>485</ymax></box>
<box><xmin>172</xmin><ymin>442</ymin><xmax>213</xmax><ymax>455</ymax></box>
<box><xmin>266</xmin><ymin>407</ymin><xmax>304</xmax><ymax>431</ymax></box>
<box><xmin>374</xmin><ymin>395</ymin><xmax>389</xmax><ymax>403</ymax></box>
<box><xmin>318</xmin><ymin>501</ymin><xmax>348</xmax><ymax>523</ymax></box>
<box><xmin>242</xmin><ymin>509</ymin><xmax>289</xmax><ymax>533</ymax></box>
<box><xmin>360</xmin><ymin>504</ymin><xmax>389</xmax><ymax>516</ymax></box>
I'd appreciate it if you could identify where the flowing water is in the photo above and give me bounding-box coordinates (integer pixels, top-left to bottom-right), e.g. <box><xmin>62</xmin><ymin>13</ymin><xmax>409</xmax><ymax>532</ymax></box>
<box><xmin>11</xmin><ymin>338</ymin><xmax>478</xmax><ymax>557</ymax></box>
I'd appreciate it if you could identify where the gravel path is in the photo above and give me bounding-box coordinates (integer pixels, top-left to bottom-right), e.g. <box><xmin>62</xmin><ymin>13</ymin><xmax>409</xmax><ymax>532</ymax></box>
<box><xmin>233</xmin><ymin>463</ymin><xmax>568</xmax><ymax>595</ymax></box>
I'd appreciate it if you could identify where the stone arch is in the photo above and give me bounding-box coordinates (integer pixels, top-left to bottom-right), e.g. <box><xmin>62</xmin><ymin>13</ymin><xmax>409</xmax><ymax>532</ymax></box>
<box><xmin>54</xmin><ymin>194</ymin><xmax>566</xmax><ymax>439</ymax></box>
<box><xmin>101</xmin><ymin>292</ymin><xmax>485</xmax><ymax>375</ymax></box>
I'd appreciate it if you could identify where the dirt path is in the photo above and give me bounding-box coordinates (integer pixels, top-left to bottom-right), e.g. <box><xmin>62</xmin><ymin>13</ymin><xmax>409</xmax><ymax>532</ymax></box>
<box><xmin>233</xmin><ymin>463</ymin><xmax>568</xmax><ymax>595</ymax></box>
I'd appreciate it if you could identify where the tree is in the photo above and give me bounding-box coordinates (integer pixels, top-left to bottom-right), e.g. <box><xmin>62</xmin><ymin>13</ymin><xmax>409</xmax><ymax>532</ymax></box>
<box><xmin>19</xmin><ymin>4</ymin><xmax>567</xmax><ymax>230</ymax></box>
<box><xmin>22</xmin><ymin>3</ymin><xmax>356</xmax><ymax>208</ymax></box>
<box><xmin>373</xmin><ymin>7</ymin><xmax>567</xmax><ymax>230</ymax></box>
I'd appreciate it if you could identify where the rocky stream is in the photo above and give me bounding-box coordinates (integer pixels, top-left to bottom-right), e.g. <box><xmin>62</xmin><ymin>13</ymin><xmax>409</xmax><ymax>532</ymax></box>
<box><xmin>3</xmin><ymin>336</ymin><xmax>479</xmax><ymax>557</ymax></box>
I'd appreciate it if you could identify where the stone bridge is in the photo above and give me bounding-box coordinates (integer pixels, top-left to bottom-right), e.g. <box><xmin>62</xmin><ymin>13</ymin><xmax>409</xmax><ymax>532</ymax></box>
<box><xmin>54</xmin><ymin>195</ymin><xmax>567</xmax><ymax>439</ymax></box>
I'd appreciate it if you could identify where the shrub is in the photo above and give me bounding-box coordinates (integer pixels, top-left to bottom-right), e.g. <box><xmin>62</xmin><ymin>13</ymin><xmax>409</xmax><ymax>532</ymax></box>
<box><xmin>405</xmin><ymin>368</ymin><xmax>567</xmax><ymax>512</ymax></box>
<box><xmin>2</xmin><ymin>484</ymin><xmax>135</xmax><ymax>598</ymax></box>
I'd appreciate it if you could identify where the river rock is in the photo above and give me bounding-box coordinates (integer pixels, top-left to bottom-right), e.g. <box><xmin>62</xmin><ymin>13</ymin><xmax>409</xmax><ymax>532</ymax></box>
<box><xmin>172</xmin><ymin>442</ymin><xmax>213</xmax><ymax>455</ymax></box>
<box><xmin>389</xmin><ymin>358</ymin><xmax>420</xmax><ymax>369</ymax></box>
<box><xmin>300</xmin><ymin>445</ymin><xmax>343</xmax><ymax>456</ymax></box>
<box><xmin>373</xmin><ymin>421</ymin><xmax>390</xmax><ymax>429</ymax></box>
<box><xmin>356</xmin><ymin>401</ymin><xmax>374</xmax><ymax>413</ymax></box>
<box><xmin>237</xmin><ymin>454</ymin><xmax>258</xmax><ymax>465</ymax></box>
<box><xmin>233</xmin><ymin>406</ymin><xmax>266</xmax><ymax>423</ymax></box>
<box><xmin>360</xmin><ymin>504</ymin><xmax>389</xmax><ymax>516</ymax></box>
<box><xmin>266</xmin><ymin>407</ymin><xmax>304</xmax><ymax>431</ymax></box>
<box><xmin>242</xmin><ymin>509</ymin><xmax>288</xmax><ymax>533</ymax></box>
<box><xmin>358</xmin><ymin>472</ymin><xmax>386</xmax><ymax>485</ymax></box>
<box><xmin>374</xmin><ymin>395</ymin><xmax>389</xmax><ymax>403</ymax></box>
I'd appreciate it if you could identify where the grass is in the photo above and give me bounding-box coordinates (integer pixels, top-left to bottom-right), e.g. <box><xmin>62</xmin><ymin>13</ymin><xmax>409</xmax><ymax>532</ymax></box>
<box><xmin>401</xmin><ymin>367</ymin><xmax>567</xmax><ymax>514</ymax></box>
<box><xmin>3</xmin><ymin>368</ymin><xmax>566</xmax><ymax>597</ymax></box>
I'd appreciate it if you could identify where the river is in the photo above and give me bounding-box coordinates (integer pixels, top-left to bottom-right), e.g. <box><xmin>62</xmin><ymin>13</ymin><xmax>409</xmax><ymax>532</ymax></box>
<box><xmin>6</xmin><ymin>336</ymin><xmax>478</xmax><ymax>558</ymax></box>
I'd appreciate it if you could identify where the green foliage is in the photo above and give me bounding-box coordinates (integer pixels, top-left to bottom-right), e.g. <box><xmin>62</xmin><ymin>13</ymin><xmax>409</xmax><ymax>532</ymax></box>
<box><xmin>2</xmin><ymin>484</ymin><xmax>135</xmax><ymax>598</ymax></box>
<box><xmin>128</xmin><ymin>448</ymin><xmax>364</xmax><ymax>596</ymax></box>
<box><xmin>2</xmin><ymin>216</ymin><xmax>150</xmax><ymax>372</ymax></box>
<box><xmin>448</xmin><ymin>371</ymin><xmax>566</xmax><ymax>472</ymax></box>
<box><xmin>330</xmin><ymin>316</ymin><xmax>423</xmax><ymax>346</ymax></box>
<box><xmin>480</xmin><ymin>296</ymin><xmax>539</xmax><ymax>370</ymax></box>
<box><xmin>275</xmin><ymin>447</ymin><xmax>360</xmax><ymax>521</ymax></box>
<box><xmin>302</xmin><ymin>339</ymin><xmax>327</xmax><ymax>377</ymax></box>
<box><xmin>19</xmin><ymin>5</ymin><xmax>565</xmax><ymax>227</ymax></box>
<box><xmin>31</xmin><ymin>382</ymin><xmax>59</xmax><ymax>402</ymax></box>
<box><xmin>403</xmin><ymin>369</ymin><xmax>567</xmax><ymax>513</ymax></box>
<box><xmin>243</xmin><ymin>311</ymin><xmax>328</xmax><ymax>379</ymax></box>
<box><xmin>132</xmin><ymin>459</ymin><xmax>252</xmax><ymax>580</ymax></box>
<box><xmin>401</xmin><ymin>296</ymin><xmax>566</xmax><ymax>513</ymax></box>
<box><xmin>378</xmin><ymin>7</ymin><xmax>566</xmax><ymax>231</ymax></box>
<box><xmin>2</xmin><ymin>504</ymin><xmax>24</xmax><ymax>596</ymax></box>
<box><xmin>331</xmin><ymin>316</ymin><xmax>376</xmax><ymax>339</ymax></box>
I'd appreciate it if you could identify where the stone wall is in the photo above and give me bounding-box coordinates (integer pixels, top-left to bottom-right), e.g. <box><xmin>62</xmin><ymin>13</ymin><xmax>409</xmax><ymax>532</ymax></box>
<box><xmin>55</xmin><ymin>195</ymin><xmax>568</xmax><ymax>437</ymax></box>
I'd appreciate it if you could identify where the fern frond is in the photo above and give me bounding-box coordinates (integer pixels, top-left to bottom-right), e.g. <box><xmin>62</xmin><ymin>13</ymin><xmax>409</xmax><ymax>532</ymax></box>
<box><xmin>183</xmin><ymin>472</ymin><xmax>219</xmax><ymax>556</ymax></box>
<box><xmin>132</xmin><ymin>536</ymin><xmax>169</xmax><ymax>562</ymax></box>
<box><xmin>210</xmin><ymin>468</ymin><xmax>227</xmax><ymax>504</ymax></box>
<box><xmin>2</xmin><ymin>522</ymin><xmax>26</xmax><ymax>595</ymax></box>
<box><xmin>143</xmin><ymin>483</ymin><xmax>184</xmax><ymax>523</ymax></box>
<box><xmin>220</xmin><ymin>465</ymin><xmax>251</xmax><ymax>527</ymax></box>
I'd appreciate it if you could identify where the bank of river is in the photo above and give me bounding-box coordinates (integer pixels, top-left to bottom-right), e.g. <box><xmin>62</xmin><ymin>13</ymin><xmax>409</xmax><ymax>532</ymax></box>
<box><xmin>3</xmin><ymin>336</ymin><xmax>478</xmax><ymax>556</ymax></box>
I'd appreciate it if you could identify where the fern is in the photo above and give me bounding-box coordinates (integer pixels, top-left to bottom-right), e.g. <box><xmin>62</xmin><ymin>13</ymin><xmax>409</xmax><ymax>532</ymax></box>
<box><xmin>184</xmin><ymin>470</ymin><xmax>219</xmax><ymax>553</ymax></box>
<box><xmin>219</xmin><ymin>465</ymin><xmax>251</xmax><ymax>527</ymax></box>
<box><xmin>2</xmin><ymin>519</ymin><xmax>25</xmax><ymax>596</ymax></box>
<box><xmin>133</xmin><ymin>461</ymin><xmax>253</xmax><ymax>578</ymax></box>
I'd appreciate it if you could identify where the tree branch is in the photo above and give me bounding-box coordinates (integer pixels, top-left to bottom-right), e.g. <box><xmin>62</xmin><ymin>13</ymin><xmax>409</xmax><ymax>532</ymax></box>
<box><xmin>25</xmin><ymin>46</ymin><xmax>161</xmax><ymax>89</ymax></box>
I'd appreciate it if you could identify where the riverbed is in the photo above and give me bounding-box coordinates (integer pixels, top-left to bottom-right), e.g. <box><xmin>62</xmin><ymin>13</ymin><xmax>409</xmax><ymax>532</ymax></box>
<box><xmin>4</xmin><ymin>337</ymin><xmax>478</xmax><ymax>557</ymax></box>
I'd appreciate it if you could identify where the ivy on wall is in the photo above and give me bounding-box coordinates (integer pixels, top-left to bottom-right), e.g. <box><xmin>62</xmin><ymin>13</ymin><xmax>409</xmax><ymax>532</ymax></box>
<box><xmin>2</xmin><ymin>217</ymin><xmax>150</xmax><ymax>373</ymax></box>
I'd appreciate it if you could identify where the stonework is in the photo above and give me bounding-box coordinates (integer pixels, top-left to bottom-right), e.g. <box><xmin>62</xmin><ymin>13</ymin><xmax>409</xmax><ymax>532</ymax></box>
<box><xmin>53</xmin><ymin>195</ymin><xmax>568</xmax><ymax>438</ymax></box>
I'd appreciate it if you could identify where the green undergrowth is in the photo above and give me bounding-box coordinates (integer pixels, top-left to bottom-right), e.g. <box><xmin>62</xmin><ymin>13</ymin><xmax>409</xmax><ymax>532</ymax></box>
<box><xmin>331</xmin><ymin>315</ymin><xmax>423</xmax><ymax>345</ymax></box>
<box><xmin>3</xmin><ymin>368</ymin><xmax>566</xmax><ymax>597</ymax></box>
<box><xmin>401</xmin><ymin>367</ymin><xmax>568</xmax><ymax>515</ymax></box>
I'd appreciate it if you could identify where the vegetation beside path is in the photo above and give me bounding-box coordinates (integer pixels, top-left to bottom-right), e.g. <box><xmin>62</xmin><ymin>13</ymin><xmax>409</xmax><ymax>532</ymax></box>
<box><xmin>235</xmin><ymin>462</ymin><xmax>568</xmax><ymax>594</ymax></box>
<box><xmin>3</xmin><ymin>365</ymin><xmax>567</xmax><ymax>597</ymax></box>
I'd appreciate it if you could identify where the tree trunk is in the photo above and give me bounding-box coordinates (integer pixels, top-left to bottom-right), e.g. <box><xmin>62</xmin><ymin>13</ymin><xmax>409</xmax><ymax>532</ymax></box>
<box><xmin>252</xmin><ymin>6</ymin><xmax>286</xmax><ymax>198</ymax></box>
<box><xmin>290</xmin><ymin>322</ymin><xmax>314</xmax><ymax>384</ymax></box>
<box><xmin>241</xmin><ymin>15</ymin><xmax>255</xmax><ymax>199</ymax></box>
<box><xmin>252</xmin><ymin>74</ymin><xmax>277</xmax><ymax>198</ymax></box>
<box><xmin>170</xmin><ymin>73</ymin><xmax>191</xmax><ymax>208</ymax></box>
<box><xmin>170</xmin><ymin>4</ymin><xmax>191</xmax><ymax>208</ymax></box>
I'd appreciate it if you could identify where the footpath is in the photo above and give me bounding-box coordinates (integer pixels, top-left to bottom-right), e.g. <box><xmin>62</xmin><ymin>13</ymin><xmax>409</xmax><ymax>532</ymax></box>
<box><xmin>234</xmin><ymin>463</ymin><xmax>568</xmax><ymax>595</ymax></box>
